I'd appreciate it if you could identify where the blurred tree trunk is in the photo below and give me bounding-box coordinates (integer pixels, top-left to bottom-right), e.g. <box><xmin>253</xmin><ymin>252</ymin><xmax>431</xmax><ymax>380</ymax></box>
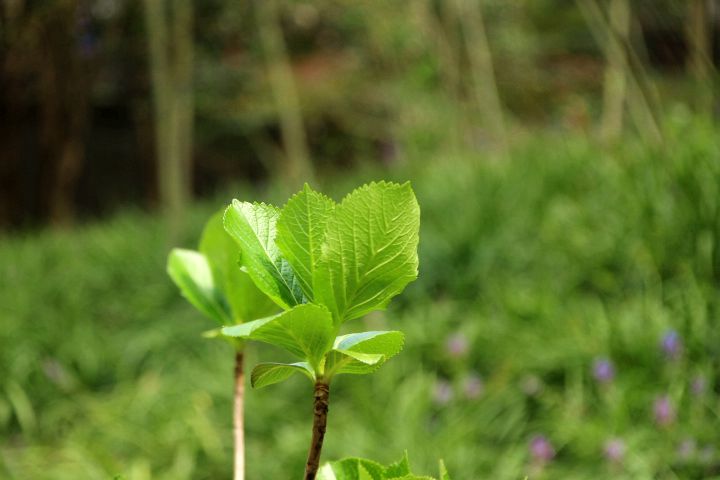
<box><xmin>419</xmin><ymin>1</ymin><xmax>464</xmax><ymax>151</ymax></box>
<box><xmin>143</xmin><ymin>0</ymin><xmax>194</xmax><ymax>237</ymax></box>
<box><xmin>36</xmin><ymin>1</ymin><xmax>93</xmax><ymax>228</ymax></box>
<box><xmin>455</xmin><ymin>0</ymin><xmax>509</xmax><ymax>157</ymax></box>
<box><xmin>256</xmin><ymin>0</ymin><xmax>314</xmax><ymax>188</ymax></box>
<box><xmin>579</xmin><ymin>0</ymin><xmax>662</xmax><ymax>144</ymax></box>
<box><xmin>600</xmin><ymin>0</ymin><xmax>630</xmax><ymax>142</ymax></box>
<box><xmin>0</xmin><ymin>2</ymin><xmax>23</xmax><ymax>227</ymax></box>
<box><xmin>685</xmin><ymin>0</ymin><xmax>714</xmax><ymax>117</ymax></box>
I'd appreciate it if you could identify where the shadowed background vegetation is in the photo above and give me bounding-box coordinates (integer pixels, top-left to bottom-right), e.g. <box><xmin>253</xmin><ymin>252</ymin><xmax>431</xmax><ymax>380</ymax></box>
<box><xmin>1</xmin><ymin>0</ymin><xmax>719</xmax><ymax>479</ymax></box>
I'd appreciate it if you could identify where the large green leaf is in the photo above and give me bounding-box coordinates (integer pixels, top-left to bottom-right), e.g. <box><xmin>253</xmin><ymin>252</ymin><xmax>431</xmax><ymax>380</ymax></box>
<box><xmin>314</xmin><ymin>182</ymin><xmax>420</xmax><ymax>324</ymax></box>
<box><xmin>167</xmin><ymin>249</ymin><xmax>230</xmax><ymax>324</ymax></box>
<box><xmin>221</xmin><ymin>304</ymin><xmax>334</xmax><ymax>370</ymax></box>
<box><xmin>326</xmin><ymin>331</ymin><xmax>404</xmax><ymax>376</ymax></box>
<box><xmin>223</xmin><ymin>201</ymin><xmax>305</xmax><ymax>309</ymax></box>
<box><xmin>250</xmin><ymin>362</ymin><xmax>314</xmax><ymax>388</ymax></box>
<box><xmin>200</xmin><ymin>210</ymin><xmax>278</xmax><ymax>322</ymax></box>
<box><xmin>276</xmin><ymin>184</ymin><xmax>335</xmax><ymax>301</ymax></box>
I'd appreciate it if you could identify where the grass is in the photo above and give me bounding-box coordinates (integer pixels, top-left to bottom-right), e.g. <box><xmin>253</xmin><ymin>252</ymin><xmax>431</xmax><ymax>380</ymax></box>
<box><xmin>1</xmin><ymin>115</ymin><xmax>719</xmax><ymax>479</ymax></box>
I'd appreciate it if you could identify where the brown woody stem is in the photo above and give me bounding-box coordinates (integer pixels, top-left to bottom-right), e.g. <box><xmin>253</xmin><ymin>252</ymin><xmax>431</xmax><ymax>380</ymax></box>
<box><xmin>233</xmin><ymin>351</ymin><xmax>245</xmax><ymax>480</ymax></box>
<box><xmin>304</xmin><ymin>381</ymin><xmax>330</xmax><ymax>480</ymax></box>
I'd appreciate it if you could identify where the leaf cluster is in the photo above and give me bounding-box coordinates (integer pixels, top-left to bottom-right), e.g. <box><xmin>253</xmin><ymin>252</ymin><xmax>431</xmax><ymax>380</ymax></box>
<box><xmin>167</xmin><ymin>181</ymin><xmax>420</xmax><ymax>387</ymax></box>
<box><xmin>221</xmin><ymin>181</ymin><xmax>420</xmax><ymax>386</ymax></box>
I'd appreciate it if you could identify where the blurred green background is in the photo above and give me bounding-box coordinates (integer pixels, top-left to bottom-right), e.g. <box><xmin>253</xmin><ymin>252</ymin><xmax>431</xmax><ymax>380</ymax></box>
<box><xmin>1</xmin><ymin>1</ymin><xmax>720</xmax><ymax>479</ymax></box>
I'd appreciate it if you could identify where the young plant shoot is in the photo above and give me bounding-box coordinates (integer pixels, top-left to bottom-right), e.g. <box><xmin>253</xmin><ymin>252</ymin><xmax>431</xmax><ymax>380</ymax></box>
<box><xmin>221</xmin><ymin>181</ymin><xmax>420</xmax><ymax>480</ymax></box>
<box><xmin>317</xmin><ymin>452</ymin><xmax>451</xmax><ymax>480</ymax></box>
<box><xmin>166</xmin><ymin>211</ymin><xmax>277</xmax><ymax>480</ymax></box>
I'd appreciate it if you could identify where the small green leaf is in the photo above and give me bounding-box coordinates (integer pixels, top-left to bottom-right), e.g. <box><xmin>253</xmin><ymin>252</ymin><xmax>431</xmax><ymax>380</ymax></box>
<box><xmin>201</xmin><ymin>327</ymin><xmax>223</xmax><ymax>339</ymax></box>
<box><xmin>438</xmin><ymin>460</ymin><xmax>450</xmax><ymax>480</ymax></box>
<box><xmin>250</xmin><ymin>362</ymin><xmax>314</xmax><ymax>388</ymax></box>
<box><xmin>317</xmin><ymin>457</ymin><xmax>385</xmax><ymax>480</ymax></box>
<box><xmin>223</xmin><ymin>200</ymin><xmax>305</xmax><ymax>309</ymax></box>
<box><xmin>318</xmin><ymin>454</ymin><xmax>437</xmax><ymax>480</ymax></box>
<box><xmin>276</xmin><ymin>184</ymin><xmax>335</xmax><ymax>301</ymax></box>
<box><xmin>358</xmin><ymin>465</ymin><xmax>374</xmax><ymax>480</ymax></box>
<box><xmin>222</xmin><ymin>304</ymin><xmax>334</xmax><ymax>369</ymax></box>
<box><xmin>314</xmin><ymin>181</ymin><xmax>420</xmax><ymax>324</ymax></box>
<box><xmin>200</xmin><ymin>210</ymin><xmax>278</xmax><ymax>322</ymax></box>
<box><xmin>327</xmin><ymin>331</ymin><xmax>404</xmax><ymax>376</ymax></box>
<box><xmin>167</xmin><ymin>249</ymin><xmax>230</xmax><ymax>324</ymax></box>
<box><xmin>385</xmin><ymin>451</ymin><xmax>411</xmax><ymax>477</ymax></box>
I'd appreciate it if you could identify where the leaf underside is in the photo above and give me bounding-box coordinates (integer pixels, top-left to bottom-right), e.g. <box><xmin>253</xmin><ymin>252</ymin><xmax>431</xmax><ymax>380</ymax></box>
<box><xmin>328</xmin><ymin>330</ymin><xmax>405</xmax><ymax>376</ymax></box>
<box><xmin>250</xmin><ymin>362</ymin><xmax>314</xmax><ymax>388</ymax></box>
<box><xmin>167</xmin><ymin>249</ymin><xmax>230</xmax><ymax>324</ymax></box>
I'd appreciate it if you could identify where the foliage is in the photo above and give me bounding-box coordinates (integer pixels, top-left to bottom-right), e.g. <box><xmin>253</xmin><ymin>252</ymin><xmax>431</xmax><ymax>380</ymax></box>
<box><xmin>221</xmin><ymin>181</ymin><xmax>420</xmax><ymax>385</ymax></box>
<box><xmin>0</xmin><ymin>119</ymin><xmax>719</xmax><ymax>478</ymax></box>
<box><xmin>167</xmin><ymin>210</ymin><xmax>278</xmax><ymax>327</ymax></box>
<box><xmin>318</xmin><ymin>452</ymin><xmax>449</xmax><ymax>480</ymax></box>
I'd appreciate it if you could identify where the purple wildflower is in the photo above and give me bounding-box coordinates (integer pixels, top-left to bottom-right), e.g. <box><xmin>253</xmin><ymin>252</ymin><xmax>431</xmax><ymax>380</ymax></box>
<box><xmin>653</xmin><ymin>395</ymin><xmax>675</xmax><ymax>426</ymax></box>
<box><xmin>433</xmin><ymin>379</ymin><xmax>453</xmax><ymax>405</ymax></box>
<box><xmin>603</xmin><ymin>438</ymin><xmax>626</xmax><ymax>463</ymax></box>
<box><xmin>677</xmin><ymin>438</ymin><xmax>697</xmax><ymax>460</ymax></box>
<box><xmin>660</xmin><ymin>330</ymin><xmax>682</xmax><ymax>360</ymax></box>
<box><xmin>593</xmin><ymin>357</ymin><xmax>615</xmax><ymax>384</ymax></box>
<box><xmin>445</xmin><ymin>332</ymin><xmax>469</xmax><ymax>358</ymax></box>
<box><xmin>529</xmin><ymin>435</ymin><xmax>555</xmax><ymax>463</ymax></box>
<box><xmin>463</xmin><ymin>373</ymin><xmax>484</xmax><ymax>399</ymax></box>
<box><xmin>691</xmin><ymin>375</ymin><xmax>707</xmax><ymax>396</ymax></box>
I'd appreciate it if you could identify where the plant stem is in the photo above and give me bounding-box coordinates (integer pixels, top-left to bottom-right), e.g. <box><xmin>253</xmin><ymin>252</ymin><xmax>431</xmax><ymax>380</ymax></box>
<box><xmin>233</xmin><ymin>351</ymin><xmax>245</xmax><ymax>480</ymax></box>
<box><xmin>304</xmin><ymin>381</ymin><xmax>330</xmax><ymax>480</ymax></box>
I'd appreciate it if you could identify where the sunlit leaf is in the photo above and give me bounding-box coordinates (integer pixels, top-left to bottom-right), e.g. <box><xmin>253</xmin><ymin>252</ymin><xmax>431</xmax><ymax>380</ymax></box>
<box><xmin>200</xmin><ymin>209</ymin><xmax>277</xmax><ymax>322</ymax></box>
<box><xmin>167</xmin><ymin>249</ymin><xmax>230</xmax><ymax>324</ymax></box>
<box><xmin>327</xmin><ymin>331</ymin><xmax>404</xmax><ymax>376</ymax></box>
<box><xmin>317</xmin><ymin>454</ymin><xmax>439</xmax><ymax>480</ymax></box>
<box><xmin>223</xmin><ymin>200</ymin><xmax>305</xmax><ymax>309</ymax></box>
<box><xmin>222</xmin><ymin>304</ymin><xmax>334</xmax><ymax>369</ymax></box>
<box><xmin>314</xmin><ymin>182</ymin><xmax>420</xmax><ymax>324</ymax></box>
<box><xmin>276</xmin><ymin>184</ymin><xmax>335</xmax><ymax>300</ymax></box>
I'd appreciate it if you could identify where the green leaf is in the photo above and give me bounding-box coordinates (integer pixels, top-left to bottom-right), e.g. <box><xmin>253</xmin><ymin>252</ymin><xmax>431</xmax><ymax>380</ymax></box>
<box><xmin>200</xmin><ymin>210</ymin><xmax>278</xmax><ymax>322</ymax></box>
<box><xmin>250</xmin><ymin>362</ymin><xmax>314</xmax><ymax>388</ymax></box>
<box><xmin>221</xmin><ymin>304</ymin><xmax>334</xmax><ymax>369</ymax></box>
<box><xmin>385</xmin><ymin>452</ymin><xmax>411</xmax><ymax>477</ymax></box>
<box><xmin>276</xmin><ymin>184</ymin><xmax>335</xmax><ymax>301</ymax></box>
<box><xmin>327</xmin><ymin>331</ymin><xmax>404</xmax><ymax>376</ymax></box>
<box><xmin>358</xmin><ymin>465</ymin><xmax>374</xmax><ymax>480</ymax></box>
<box><xmin>317</xmin><ymin>457</ymin><xmax>385</xmax><ymax>480</ymax></box>
<box><xmin>314</xmin><ymin>181</ymin><xmax>420</xmax><ymax>324</ymax></box>
<box><xmin>223</xmin><ymin>200</ymin><xmax>305</xmax><ymax>309</ymax></box>
<box><xmin>318</xmin><ymin>454</ymin><xmax>438</xmax><ymax>480</ymax></box>
<box><xmin>438</xmin><ymin>461</ymin><xmax>450</xmax><ymax>480</ymax></box>
<box><xmin>167</xmin><ymin>249</ymin><xmax>230</xmax><ymax>324</ymax></box>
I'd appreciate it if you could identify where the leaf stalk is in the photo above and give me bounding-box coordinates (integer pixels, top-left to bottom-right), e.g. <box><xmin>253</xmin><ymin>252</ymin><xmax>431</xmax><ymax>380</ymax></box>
<box><xmin>233</xmin><ymin>351</ymin><xmax>245</xmax><ymax>480</ymax></box>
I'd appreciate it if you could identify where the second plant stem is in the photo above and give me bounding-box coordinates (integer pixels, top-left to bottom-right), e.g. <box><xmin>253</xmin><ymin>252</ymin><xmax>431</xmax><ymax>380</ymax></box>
<box><xmin>233</xmin><ymin>351</ymin><xmax>245</xmax><ymax>480</ymax></box>
<box><xmin>304</xmin><ymin>381</ymin><xmax>330</xmax><ymax>480</ymax></box>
